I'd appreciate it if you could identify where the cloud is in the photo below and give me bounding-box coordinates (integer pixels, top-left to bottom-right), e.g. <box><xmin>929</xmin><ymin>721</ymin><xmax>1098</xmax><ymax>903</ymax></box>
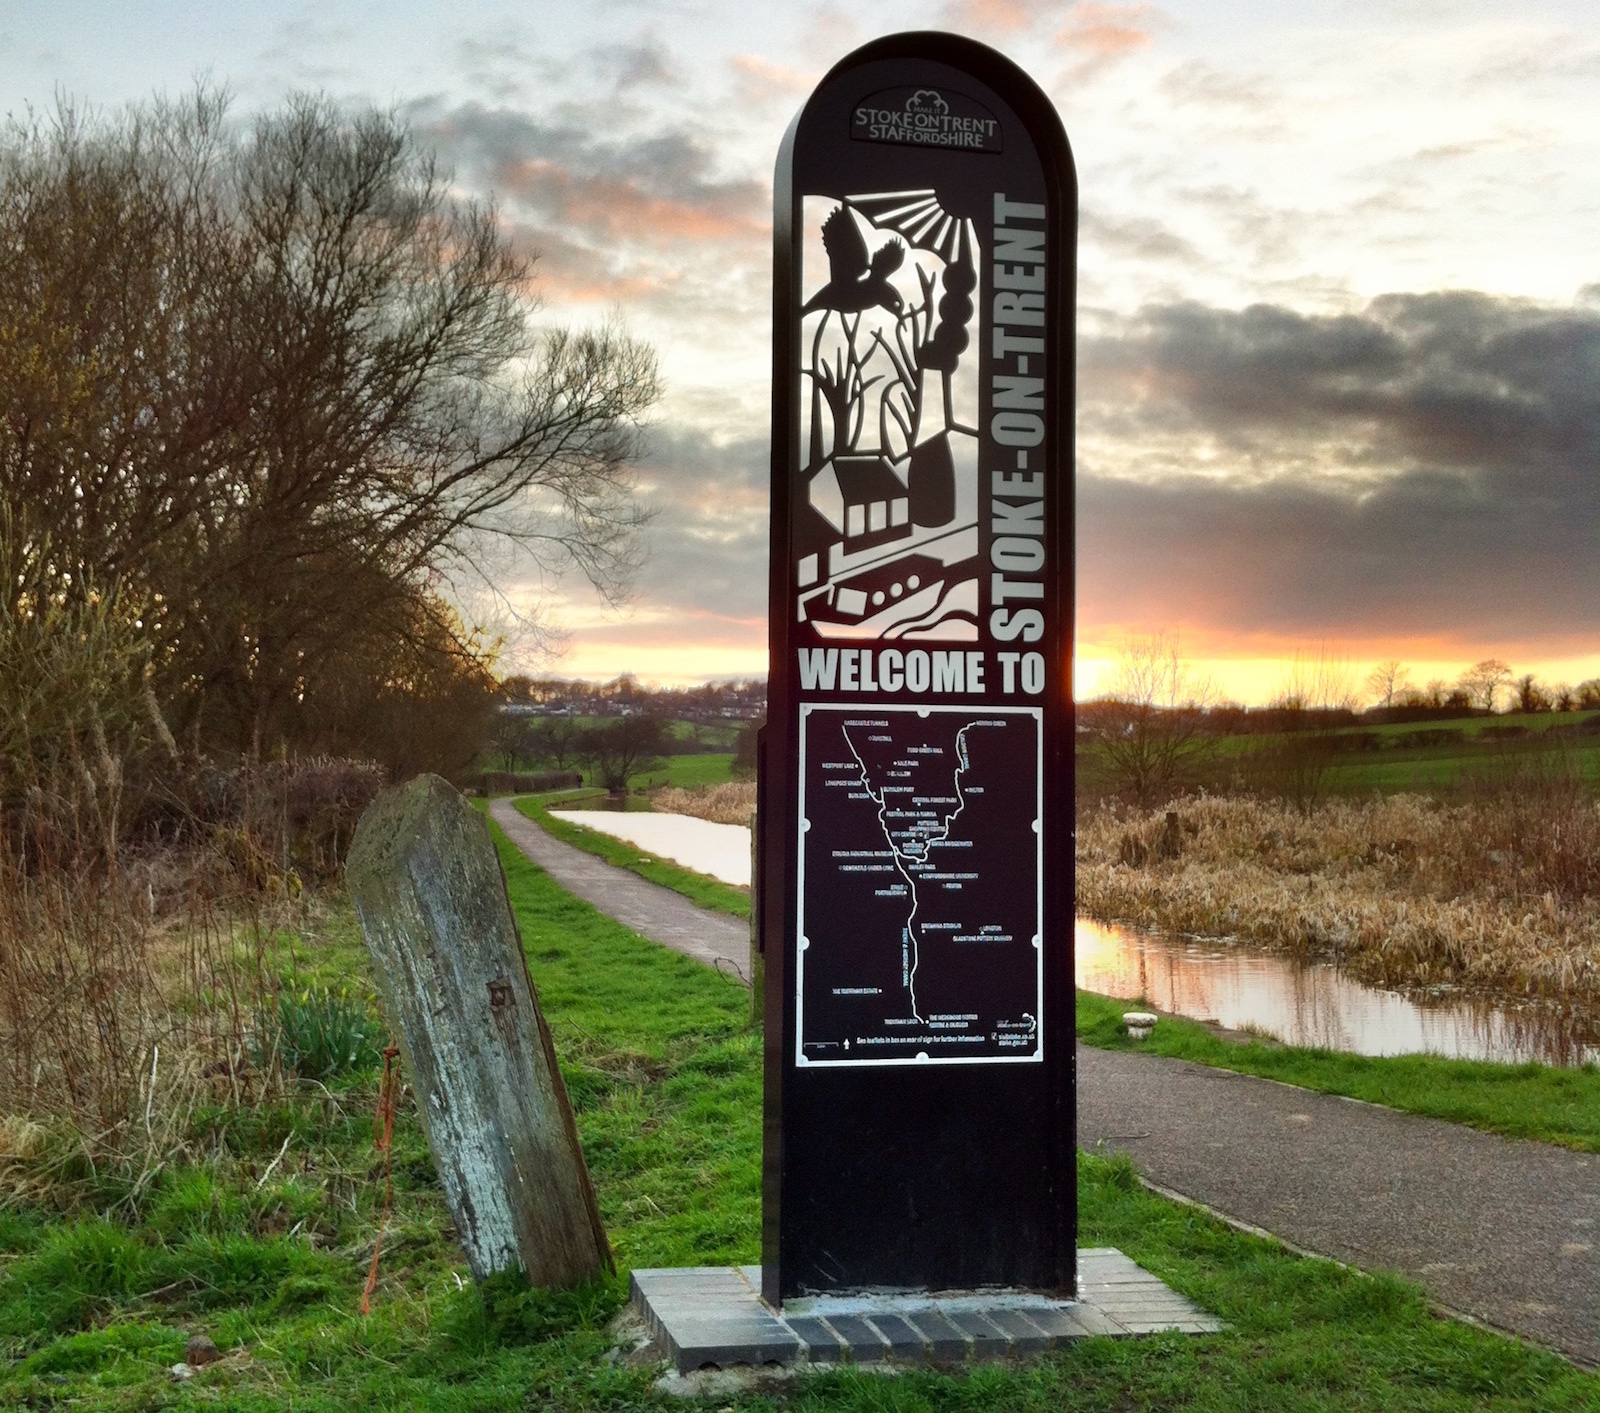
<box><xmin>1076</xmin><ymin>291</ymin><xmax>1600</xmax><ymax>651</ymax></box>
<box><xmin>492</xmin><ymin>422</ymin><xmax>770</xmax><ymax>678</ymax></box>
<box><xmin>729</xmin><ymin>53</ymin><xmax>815</xmax><ymax>106</ymax></box>
<box><xmin>541</xmin><ymin>291</ymin><xmax>1598</xmax><ymax>671</ymax></box>
<box><xmin>1054</xmin><ymin>2</ymin><xmax>1158</xmax><ymax>76</ymax></box>
<box><xmin>1081</xmin><ymin>210</ymin><xmax>1199</xmax><ymax>263</ymax></box>
<box><xmin>410</xmin><ymin>99</ymin><xmax>770</xmax><ymax>314</ymax></box>
<box><xmin>418</xmin><ymin>101</ymin><xmax>765</xmax><ymax>248</ymax></box>
<box><xmin>940</xmin><ymin>0</ymin><xmax>1056</xmax><ymax>36</ymax></box>
<box><xmin>630</xmin><ymin>425</ymin><xmax>770</xmax><ymax>621</ymax></box>
<box><xmin>1159</xmin><ymin>60</ymin><xmax>1277</xmax><ymax>111</ymax></box>
<box><xmin>589</xmin><ymin>40</ymin><xmax>681</xmax><ymax>92</ymax></box>
<box><xmin>1467</xmin><ymin>31</ymin><xmax>1600</xmax><ymax>85</ymax></box>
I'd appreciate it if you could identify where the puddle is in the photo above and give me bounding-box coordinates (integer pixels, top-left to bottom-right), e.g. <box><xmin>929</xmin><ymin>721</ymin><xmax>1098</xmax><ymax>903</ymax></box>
<box><xmin>1076</xmin><ymin>917</ymin><xmax>1600</xmax><ymax>1068</ymax></box>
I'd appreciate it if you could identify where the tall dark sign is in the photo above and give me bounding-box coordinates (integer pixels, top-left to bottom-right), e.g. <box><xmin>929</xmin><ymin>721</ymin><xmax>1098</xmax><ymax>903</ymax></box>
<box><xmin>761</xmin><ymin>33</ymin><xmax>1077</xmax><ymax>1302</ymax></box>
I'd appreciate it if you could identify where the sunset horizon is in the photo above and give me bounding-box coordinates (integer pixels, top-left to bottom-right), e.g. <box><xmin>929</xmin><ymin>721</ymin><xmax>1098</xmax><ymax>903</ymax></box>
<box><xmin>5</xmin><ymin>0</ymin><xmax>1595</xmax><ymax>710</ymax></box>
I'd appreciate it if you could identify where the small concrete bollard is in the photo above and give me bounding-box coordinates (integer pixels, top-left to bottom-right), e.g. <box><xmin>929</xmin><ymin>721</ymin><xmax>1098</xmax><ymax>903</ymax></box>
<box><xmin>1123</xmin><ymin>1011</ymin><xmax>1158</xmax><ymax>1041</ymax></box>
<box><xmin>347</xmin><ymin>774</ymin><xmax>611</xmax><ymax>1287</ymax></box>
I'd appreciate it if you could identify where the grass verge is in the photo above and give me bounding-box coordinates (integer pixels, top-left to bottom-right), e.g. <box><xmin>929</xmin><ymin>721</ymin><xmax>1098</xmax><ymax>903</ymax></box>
<box><xmin>1</xmin><ymin>826</ymin><xmax>1595</xmax><ymax>1407</ymax></box>
<box><xmin>1077</xmin><ymin>989</ymin><xmax>1600</xmax><ymax>1152</ymax></box>
<box><xmin>513</xmin><ymin>792</ymin><xmax>751</xmax><ymax>918</ymax></box>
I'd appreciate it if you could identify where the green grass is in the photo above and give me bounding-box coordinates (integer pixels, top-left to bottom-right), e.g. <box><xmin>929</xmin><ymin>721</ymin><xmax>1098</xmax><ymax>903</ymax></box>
<box><xmin>1077</xmin><ymin>989</ymin><xmax>1600</xmax><ymax>1153</ymax></box>
<box><xmin>1353</xmin><ymin>709</ymin><xmax>1600</xmax><ymax>739</ymax></box>
<box><xmin>3</xmin><ymin>832</ymin><xmax>1597</xmax><ymax>1408</ymax></box>
<box><xmin>514</xmin><ymin>792</ymin><xmax>751</xmax><ymax>918</ymax></box>
<box><xmin>636</xmin><ymin>751</ymin><xmax>737</xmax><ymax>789</ymax></box>
<box><xmin>1078</xmin><ymin>709</ymin><xmax>1600</xmax><ymax>797</ymax></box>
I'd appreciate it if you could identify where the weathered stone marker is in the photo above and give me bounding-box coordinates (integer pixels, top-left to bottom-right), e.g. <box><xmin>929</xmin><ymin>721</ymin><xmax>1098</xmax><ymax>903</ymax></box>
<box><xmin>346</xmin><ymin>773</ymin><xmax>611</xmax><ymax>1286</ymax></box>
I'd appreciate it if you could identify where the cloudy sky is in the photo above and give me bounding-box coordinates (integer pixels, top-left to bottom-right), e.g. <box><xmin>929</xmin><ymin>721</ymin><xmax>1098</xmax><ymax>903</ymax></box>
<box><xmin>5</xmin><ymin>0</ymin><xmax>1597</xmax><ymax>701</ymax></box>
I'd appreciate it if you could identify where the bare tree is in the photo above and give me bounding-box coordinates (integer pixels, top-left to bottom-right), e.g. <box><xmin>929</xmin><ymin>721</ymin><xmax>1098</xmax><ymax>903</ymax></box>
<box><xmin>0</xmin><ymin>90</ymin><xmax>659</xmax><ymax>767</ymax></box>
<box><xmin>1408</xmin><ymin>679</ymin><xmax>1450</xmax><ymax>709</ymax></box>
<box><xmin>528</xmin><ymin>717</ymin><xmax>583</xmax><ymax>771</ymax></box>
<box><xmin>581</xmin><ymin>716</ymin><xmax>666</xmax><ymax>796</ymax></box>
<box><xmin>1364</xmin><ymin>659</ymin><xmax>1411</xmax><ymax>710</ymax></box>
<box><xmin>488</xmin><ymin>713</ymin><xmax>535</xmax><ymax>774</ymax></box>
<box><xmin>1275</xmin><ymin>644</ymin><xmax>1357</xmax><ymax>713</ymax></box>
<box><xmin>1512</xmin><ymin>674</ymin><xmax>1551</xmax><ymax>715</ymax></box>
<box><xmin>1457</xmin><ymin>659</ymin><xmax>1512</xmax><ymax>713</ymax></box>
<box><xmin>1254</xmin><ymin>644</ymin><xmax>1357</xmax><ymax>813</ymax></box>
<box><xmin>1089</xmin><ymin>633</ymin><xmax>1215</xmax><ymax>805</ymax></box>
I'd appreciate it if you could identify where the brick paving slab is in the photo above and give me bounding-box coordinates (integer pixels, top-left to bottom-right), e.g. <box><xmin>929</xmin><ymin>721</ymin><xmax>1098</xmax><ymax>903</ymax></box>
<box><xmin>631</xmin><ymin>1249</ymin><xmax>1221</xmax><ymax>1372</ymax></box>
<box><xmin>1078</xmin><ymin>1043</ymin><xmax>1600</xmax><ymax>1367</ymax></box>
<box><xmin>488</xmin><ymin>797</ymin><xmax>750</xmax><ymax>980</ymax></box>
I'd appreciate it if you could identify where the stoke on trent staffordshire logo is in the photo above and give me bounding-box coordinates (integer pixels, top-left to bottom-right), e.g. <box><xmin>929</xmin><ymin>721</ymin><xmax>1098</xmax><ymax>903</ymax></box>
<box><xmin>851</xmin><ymin>87</ymin><xmax>1003</xmax><ymax>153</ymax></box>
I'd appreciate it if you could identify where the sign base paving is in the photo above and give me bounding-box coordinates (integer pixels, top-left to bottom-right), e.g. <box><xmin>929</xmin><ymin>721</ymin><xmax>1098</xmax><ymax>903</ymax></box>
<box><xmin>631</xmin><ymin>1249</ymin><xmax>1222</xmax><ymax>1373</ymax></box>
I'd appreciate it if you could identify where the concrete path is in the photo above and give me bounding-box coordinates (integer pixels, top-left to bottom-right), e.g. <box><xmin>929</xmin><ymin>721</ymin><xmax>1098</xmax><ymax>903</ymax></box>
<box><xmin>1077</xmin><ymin>1044</ymin><xmax>1600</xmax><ymax>1367</ymax></box>
<box><xmin>489</xmin><ymin>798</ymin><xmax>751</xmax><ymax>981</ymax></box>
<box><xmin>490</xmin><ymin>798</ymin><xmax>1598</xmax><ymax>1367</ymax></box>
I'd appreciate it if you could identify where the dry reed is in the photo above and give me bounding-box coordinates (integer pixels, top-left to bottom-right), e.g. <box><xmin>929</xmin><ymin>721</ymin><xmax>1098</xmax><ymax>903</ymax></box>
<box><xmin>1077</xmin><ymin>788</ymin><xmax>1600</xmax><ymax>1005</ymax></box>
<box><xmin>654</xmin><ymin>781</ymin><xmax>757</xmax><ymax>826</ymax></box>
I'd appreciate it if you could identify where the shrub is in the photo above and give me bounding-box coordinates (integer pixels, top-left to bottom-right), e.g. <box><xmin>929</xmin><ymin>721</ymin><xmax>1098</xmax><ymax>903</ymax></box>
<box><xmin>238</xmin><ymin>757</ymin><xmax>386</xmax><ymax>883</ymax></box>
<box><xmin>266</xmin><ymin>988</ymin><xmax>384</xmax><ymax>1082</ymax></box>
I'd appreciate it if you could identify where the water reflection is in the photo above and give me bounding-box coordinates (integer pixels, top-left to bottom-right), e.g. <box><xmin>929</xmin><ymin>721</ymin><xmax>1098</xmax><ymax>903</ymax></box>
<box><xmin>1075</xmin><ymin>917</ymin><xmax>1600</xmax><ymax>1068</ymax></box>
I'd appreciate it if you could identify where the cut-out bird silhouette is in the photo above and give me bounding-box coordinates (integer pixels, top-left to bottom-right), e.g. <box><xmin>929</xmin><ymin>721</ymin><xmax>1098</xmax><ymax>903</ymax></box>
<box><xmin>802</xmin><ymin>206</ymin><xmax>905</xmax><ymax>316</ymax></box>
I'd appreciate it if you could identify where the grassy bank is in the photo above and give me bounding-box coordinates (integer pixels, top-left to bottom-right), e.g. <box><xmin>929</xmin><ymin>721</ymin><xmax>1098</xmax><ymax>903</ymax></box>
<box><xmin>1077</xmin><ymin>991</ymin><xmax>1600</xmax><ymax>1152</ymax></box>
<box><xmin>513</xmin><ymin>793</ymin><xmax>750</xmax><ymax>918</ymax></box>
<box><xmin>5</xmin><ymin>826</ymin><xmax>1595</xmax><ymax>1408</ymax></box>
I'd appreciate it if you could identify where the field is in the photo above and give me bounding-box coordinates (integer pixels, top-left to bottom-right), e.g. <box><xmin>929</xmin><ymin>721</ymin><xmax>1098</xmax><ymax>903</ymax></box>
<box><xmin>642</xmin><ymin>752</ymin><xmax>737</xmax><ymax>789</ymax></box>
<box><xmin>1327</xmin><ymin>717</ymin><xmax>1600</xmax><ymax>793</ymax></box>
<box><xmin>3</xmin><ymin>825</ymin><xmax>1595</xmax><ymax>1409</ymax></box>
<box><xmin>480</xmin><ymin>748</ymin><xmax>738</xmax><ymax>792</ymax></box>
<box><xmin>1076</xmin><ymin>709</ymin><xmax>1600</xmax><ymax>799</ymax></box>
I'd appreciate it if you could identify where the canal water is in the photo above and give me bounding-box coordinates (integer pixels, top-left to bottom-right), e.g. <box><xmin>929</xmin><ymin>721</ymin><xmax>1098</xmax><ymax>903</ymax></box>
<box><xmin>549</xmin><ymin>808</ymin><xmax>751</xmax><ymax>886</ymax></box>
<box><xmin>1077</xmin><ymin>917</ymin><xmax>1600</xmax><ymax>1068</ymax></box>
<box><xmin>557</xmin><ymin>807</ymin><xmax>1599</xmax><ymax>1068</ymax></box>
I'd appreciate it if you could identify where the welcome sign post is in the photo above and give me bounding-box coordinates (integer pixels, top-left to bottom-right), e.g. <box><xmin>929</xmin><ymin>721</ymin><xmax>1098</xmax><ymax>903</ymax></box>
<box><xmin>761</xmin><ymin>33</ymin><xmax>1078</xmax><ymax>1301</ymax></box>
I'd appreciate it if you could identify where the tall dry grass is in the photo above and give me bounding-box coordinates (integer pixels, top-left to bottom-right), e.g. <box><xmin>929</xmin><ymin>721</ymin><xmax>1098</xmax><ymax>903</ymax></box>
<box><xmin>1077</xmin><ymin>776</ymin><xmax>1600</xmax><ymax>1005</ymax></box>
<box><xmin>655</xmin><ymin>781</ymin><xmax>757</xmax><ymax>826</ymax></box>
<box><xmin>0</xmin><ymin>759</ymin><xmax>383</xmax><ymax>1196</ymax></box>
<box><xmin>0</xmin><ymin>840</ymin><xmax>306</xmax><ymax>1193</ymax></box>
<box><xmin>0</xmin><ymin>539</ymin><xmax>389</xmax><ymax>1197</ymax></box>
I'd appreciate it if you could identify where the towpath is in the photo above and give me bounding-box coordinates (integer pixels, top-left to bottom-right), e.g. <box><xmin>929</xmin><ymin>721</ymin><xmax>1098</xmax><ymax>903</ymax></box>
<box><xmin>491</xmin><ymin>798</ymin><xmax>1599</xmax><ymax>1368</ymax></box>
<box><xmin>1078</xmin><ymin>1045</ymin><xmax>1598</xmax><ymax>1367</ymax></box>
<box><xmin>489</xmin><ymin>797</ymin><xmax>750</xmax><ymax>980</ymax></box>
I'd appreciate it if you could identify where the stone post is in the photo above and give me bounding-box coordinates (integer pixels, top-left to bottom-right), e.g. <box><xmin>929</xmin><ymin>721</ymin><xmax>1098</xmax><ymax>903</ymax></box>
<box><xmin>346</xmin><ymin>773</ymin><xmax>611</xmax><ymax>1287</ymax></box>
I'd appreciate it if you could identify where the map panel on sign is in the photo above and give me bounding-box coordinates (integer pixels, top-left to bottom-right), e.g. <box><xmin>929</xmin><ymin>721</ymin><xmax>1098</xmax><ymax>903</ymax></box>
<box><xmin>796</xmin><ymin>703</ymin><xmax>1043</xmax><ymax>1066</ymax></box>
